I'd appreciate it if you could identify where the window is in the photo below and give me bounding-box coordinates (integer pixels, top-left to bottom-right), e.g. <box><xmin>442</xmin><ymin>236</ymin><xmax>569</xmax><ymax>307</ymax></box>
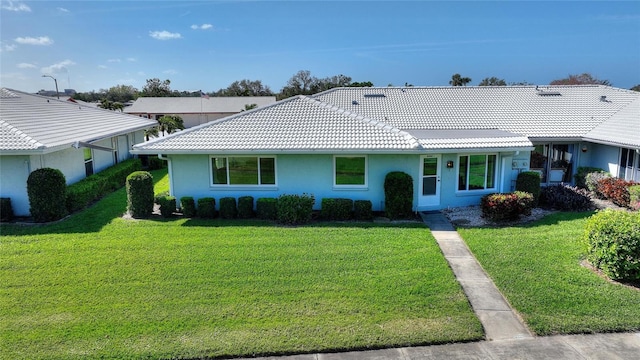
<box><xmin>211</xmin><ymin>156</ymin><xmax>276</xmax><ymax>186</ymax></box>
<box><xmin>458</xmin><ymin>154</ymin><xmax>496</xmax><ymax>191</ymax></box>
<box><xmin>84</xmin><ymin>148</ymin><xmax>94</xmax><ymax>177</ymax></box>
<box><xmin>334</xmin><ymin>156</ymin><xmax>367</xmax><ymax>186</ymax></box>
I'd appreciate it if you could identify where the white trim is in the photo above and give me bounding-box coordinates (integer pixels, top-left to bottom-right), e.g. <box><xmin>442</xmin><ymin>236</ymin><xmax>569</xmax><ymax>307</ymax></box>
<box><xmin>209</xmin><ymin>155</ymin><xmax>278</xmax><ymax>187</ymax></box>
<box><xmin>455</xmin><ymin>153</ymin><xmax>499</xmax><ymax>193</ymax></box>
<box><xmin>333</xmin><ymin>155</ymin><xmax>368</xmax><ymax>188</ymax></box>
<box><xmin>418</xmin><ymin>154</ymin><xmax>441</xmax><ymax>207</ymax></box>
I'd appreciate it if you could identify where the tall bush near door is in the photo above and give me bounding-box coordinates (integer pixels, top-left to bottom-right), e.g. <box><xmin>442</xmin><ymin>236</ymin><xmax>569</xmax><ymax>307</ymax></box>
<box><xmin>515</xmin><ymin>171</ymin><xmax>541</xmax><ymax>206</ymax></box>
<box><xmin>384</xmin><ymin>172</ymin><xmax>413</xmax><ymax>219</ymax></box>
<box><xmin>126</xmin><ymin>171</ymin><xmax>154</xmax><ymax>218</ymax></box>
<box><xmin>27</xmin><ymin>168</ymin><xmax>68</xmax><ymax>222</ymax></box>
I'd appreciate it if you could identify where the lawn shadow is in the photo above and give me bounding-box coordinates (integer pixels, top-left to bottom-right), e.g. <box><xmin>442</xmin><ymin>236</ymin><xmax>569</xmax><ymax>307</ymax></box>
<box><xmin>179</xmin><ymin>216</ymin><xmax>427</xmax><ymax>229</ymax></box>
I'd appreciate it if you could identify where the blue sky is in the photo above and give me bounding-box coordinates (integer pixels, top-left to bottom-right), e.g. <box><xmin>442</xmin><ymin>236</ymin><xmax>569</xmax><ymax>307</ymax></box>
<box><xmin>1</xmin><ymin>1</ymin><xmax>639</xmax><ymax>93</ymax></box>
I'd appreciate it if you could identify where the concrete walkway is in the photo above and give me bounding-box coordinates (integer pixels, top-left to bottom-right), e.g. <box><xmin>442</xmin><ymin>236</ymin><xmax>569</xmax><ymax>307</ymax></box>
<box><xmin>242</xmin><ymin>212</ymin><xmax>640</xmax><ymax>359</ymax></box>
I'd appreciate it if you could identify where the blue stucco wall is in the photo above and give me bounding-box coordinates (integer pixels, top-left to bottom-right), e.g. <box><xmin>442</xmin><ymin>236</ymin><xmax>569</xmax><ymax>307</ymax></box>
<box><xmin>589</xmin><ymin>143</ymin><xmax>620</xmax><ymax>175</ymax></box>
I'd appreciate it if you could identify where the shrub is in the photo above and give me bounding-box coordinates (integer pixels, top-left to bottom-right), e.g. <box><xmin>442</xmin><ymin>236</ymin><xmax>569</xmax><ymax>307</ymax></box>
<box><xmin>27</xmin><ymin>168</ymin><xmax>68</xmax><ymax>222</ymax></box>
<box><xmin>126</xmin><ymin>171</ymin><xmax>154</xmax><ymax>219</ymax></box>
<box><xmin>630</xmin><ymin>185</ymin><xmax>640</xmax><ymax>211</ymax></box>
<box><xmin>66</xmin><ymin>159</ymin><xmax>141</xmax><ymax>213</ymax></box>
<box><xmin>596</xmin><ymin>177</ymin><xmax>634</xmax><ymax>208</ymax></box>
<box><xmin>156</xmin><ymin>195</ymin><xmax>176</xmax><ymax>218</ymax></box>
<box><xmin>539</xmin><ymin>184</ymin><xmax>593</xmax><ymax>211</ymax></box>
<box><xmin>515</xmin><ymin>171</ymin><xmax>541</xmax><ymax>206</ymax></box>
<box><xmin>575</xmin><ymin>167</ymin><xmax>605</xmax><ymax>189</ymax></box>
<box><xmin>219</xmin><ymin>197</ymin><xmax>238</xmax><ymax>219</ymax></box>
<box><xmin>354</xmin><ymin>200</ymin><xmax>373</xmax><ymax>221</ymax></box>
<box><xmin>197</xmin><ymin>197</ymin><xmax>216</xmax><ymax>219</ymax></box>
<box><xmin>1</xmin><ymin>197</ymin><xmax>14</xmax><ymax>222</ymax></box>
<box><xmin>320</xmin><ymin>198</ymin><xmax>353</xmax><ymax>221</ymax></box>
<box><xmin>256</xmin><ymin>198</ymin><xmax>277</xmax><ymax>220</ymax></box>
<box><xmin>586</xmin><ymin>171</ymin><xmax>611</xmax><ymax>197</ymax></box>
<box><xmin>584</xmin><ymin>209</ymin><xmax>640</xmax><ymax>281</ymax></box>
<box><xmin>384</xmin><ymin>172</ymin><xmax>413</xmax><ymax>219</ymax></box>
<box><xmin>276</xmin><ymin>193</ymin><xmax>315</xmax><ymax>225</ymax></box>
<box><xmin>180</xmin><ymin>196</ymin><xmax>196</xmax><ymax>217</ymax></box>
<box><xmin>147</xmin><ymin>156</ymin><xmax>166</xmax><ymax>170</ymax></box>
<box><xmin>481</xmin><ymin>191</ymin><xmax>534</xmax><ymax>222</ymax></box>
<box><xmin>237</xmin><ymin>196</ymin><xmax>255</xmax><ymax>219</ymax></box>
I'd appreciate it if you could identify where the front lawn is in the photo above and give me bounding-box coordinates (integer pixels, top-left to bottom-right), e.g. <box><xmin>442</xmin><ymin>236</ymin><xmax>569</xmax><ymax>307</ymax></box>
<box><xmin>459</xmin><ymin>212</ymin><xmax>640</xmax><ymax>335</ymax></box>
<box><xmin>0</xmin><ymin>170</ymin><xmax>482</xmax><ymax>359</ymax></box>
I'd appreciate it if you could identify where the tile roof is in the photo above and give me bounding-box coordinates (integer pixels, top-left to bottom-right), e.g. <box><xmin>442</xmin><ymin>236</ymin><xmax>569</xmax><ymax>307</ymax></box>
<box><xmin>124</xmin><ymin>96</ymin><xmax>277</xmax><ymax>114</ymax></box>
<box><xmin>313</xmin><ymin>85</ymin><xmax>639</xmax><ymax>139</ymax></box>
<box><xmin>1</xmin><ymin>88</ymin><xmax>157</xmax><ymax>153</ymax></box>
<box><xmin>133</xmin><ymin>85</ymin><xmax>639</xmax><ymax>154</ymax></box>
<box><xmin>584</xmin><ymin>96</ymin><xmax>640</xmax><ymax>148</ymax></box>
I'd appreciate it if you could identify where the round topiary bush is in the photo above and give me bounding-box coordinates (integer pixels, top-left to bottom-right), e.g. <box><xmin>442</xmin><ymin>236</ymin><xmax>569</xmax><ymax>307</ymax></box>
<box><xmin>27</xmin><ymin>168</ymin><xmax>68</xmax><ymax>222</ymax></box>
<box><xmin>126</xmin><ymin>171</ymin><xmax>154</xmax><ymax>218</ymax></box>
<box><xmin>584</xmin><ymin>209</ymin><xmax>640</xmax><ymax>281</ymax></box>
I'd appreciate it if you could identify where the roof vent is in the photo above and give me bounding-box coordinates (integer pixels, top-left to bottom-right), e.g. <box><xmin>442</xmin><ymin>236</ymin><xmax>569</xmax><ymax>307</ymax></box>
<box><xmin>363</xmin><ymin>93</ymin><xmax>386</xmax><ymax>98</ymax></box>
<box><xmin>537</xmin><ymin>91</ymin><xmax>561</xmax><ymax>96</ymax></box>
<box><xmin>600</xmin><ymin>95</ymin><xmax>609</xmax><ymax>102</ymax></box>
<box><xmin>352</xmin><ymin>100</ymin><xmax>359</xmax><ymax>105</ymax></box>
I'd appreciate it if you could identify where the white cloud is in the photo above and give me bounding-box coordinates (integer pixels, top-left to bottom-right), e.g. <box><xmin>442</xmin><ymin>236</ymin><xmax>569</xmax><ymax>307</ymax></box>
<box><xmin>2</xmin><ymin>1</ymin><xmax>31</xmax><ymax>12</ymax></box>
<box><xmin>149</xmin><ymin>30</ymin><xmax>182</xmax><ymax>40</ymax></box>
<box><xmin>3</xmin><ymin>43</ymin><xmax>17</xmax><ymax>52</ymax></box>
<box><xmin>163</xmin><ymin>69</ymin><xmax>177</xmax><ymax>75</ymax></box>
<box><xmin>15</xmin><ymin>36</ymin><xmax>54</xmax><ymax>46</ymax></box>
<box><xmin>17</xmin><ymin>63</ymin><xmax>37</xmax><ymax>69</ymax></box>
<box><xmin>191</xmin><ymin>24</ymin><xmax>213</xmax><ymax>30</ymax></box>
<box><xmin>41</xmin><ymin>59</ymin><xmax>76</xmax><ymax>74</ymax></box>
<box><xmin>107</xmin><ymin>58</ymin><xmax>121</xmax><ymax>63</ymax></box>
<box><xmin>57</xmin><ymin>7</ymin><xmax>70</xmax><ymax>13</ymax></box>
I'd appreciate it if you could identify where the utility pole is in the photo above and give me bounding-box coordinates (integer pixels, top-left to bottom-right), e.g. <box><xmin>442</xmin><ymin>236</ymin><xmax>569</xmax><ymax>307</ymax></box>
<box><xmin>42</xmin><ymin>74</ymin><xmax>59</xmax><ymax>99</ymax></box>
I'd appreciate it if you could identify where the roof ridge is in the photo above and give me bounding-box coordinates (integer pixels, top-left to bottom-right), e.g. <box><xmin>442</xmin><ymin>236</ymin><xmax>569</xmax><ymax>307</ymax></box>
<box><xmin>300</xmin><ymin>96</ymin><xmax>420</xmax><ymax>149</ymax></box>
<box><xmin>0</xmin><ymin>119</ymin><xmax>44</xmax><ymax>149</ymax></box>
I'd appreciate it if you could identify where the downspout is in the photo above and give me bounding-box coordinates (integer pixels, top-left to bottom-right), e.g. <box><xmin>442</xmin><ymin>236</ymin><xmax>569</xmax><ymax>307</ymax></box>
<box><xmin>157</xmin><ymin>154</ymin><xmax>174</xmax><ymax>196</ymax></box>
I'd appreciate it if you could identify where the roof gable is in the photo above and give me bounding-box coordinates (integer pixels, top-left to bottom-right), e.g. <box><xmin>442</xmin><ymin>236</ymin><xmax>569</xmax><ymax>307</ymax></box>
<box><xmin>0</xmin><ymin>88</ymin><xmax>156</xmax><ymax>152</ymax></box>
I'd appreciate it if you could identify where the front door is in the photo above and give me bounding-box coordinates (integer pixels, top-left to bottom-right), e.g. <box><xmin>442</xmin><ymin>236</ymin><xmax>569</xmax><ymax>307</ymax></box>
<box><xmin>419</xmin><ymin>155</ymin><xmax>441</xmax><ymax>207</ymax></box>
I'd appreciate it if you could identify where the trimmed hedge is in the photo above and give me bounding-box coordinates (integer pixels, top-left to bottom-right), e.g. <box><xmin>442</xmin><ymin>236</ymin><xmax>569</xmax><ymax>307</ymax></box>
<box><xmin>584</xmin><ymin>209</ymin><xmax>640</xmax><ymax>281</ymax></box>
<box><xmin>539</xmin><ymin>184</ymin><xmax>592</xmax><ymax>211</ymax></box>
<box><xmin>354</xmin><ymin>200</ymin><xmax>373</xmax><ymax>221</ymax></box>
<box><xmin>126</xmin><ymin>171</ymin><xmax>154</xmax><ymax>219</ymax></box>
<box><xmin>630</xmin><ymin>185</ymin><xmax>640</xmax><ymax>211</ymax></box>
<box><xmin>515</xmin><ymin>171</ymin><xmax>541</xmax><ymax>206</ymax></box>
<box><xmin>238</xmin><ymin>196</ymin><xmax>254</xmax><ymax>219</ymax></box>
<box><xmin>219</xmin><ymin>197</ymin><xmax>237</xmax><ymax>219</ymax></box>
<box><xmin>197</xmin><ymin>197</ymin><xmax>216</xmax><ymax>219</ymax></box>
<box><xmin>180</xmin><ymin>196</ymin><xmax>196</xmax><ymax>217</ymax></box>
<box><xmin>276</xmin><ymin>193</ymin><xmax>314</xmax><ymax>225</ymax></box>
<box><xmin>156</xmin><ymin>195</ymin><xmax>176</xmax><ymax>218</ymax></box>
<box><xmin>27</xmin><ymin>168</ymin><xmax>68</xmax><ymax>222</ymax></box>
<box><xmin>256</xmin><ymin>198</ymin><xmax>277</xmax><ymax>220</ymax></box>
<box><xmin>1</xmin><ymin>197</ymin><xmax>14</xmax><ymax>222</ymax></box>
<box><xmin>575</xmin><ymin>167</ymin><xmax>605</xmax><ymax>189</ymax></box>
<box><xmin>66</xmin><ymin>158</ymin><xmax>141</xmax><ymax>213</ymax></box>
<box><xmin>481</xmin><ymin>191</ymin><xmax>534</xmax><ymax>222</ymax></box>
<box><xmin>320</xmin><ymin>198</ymin><xmax>353</xmax><ymax>221</ymax></box>
<box><xmin>596</xmin><ymin>177</ymin><xmax>634</xmax><ymax>208</ymax></box>
<box><xmin>384</xmin><ymin>171</ymin><xmax>413</xmax><ymax>220</ymax></box>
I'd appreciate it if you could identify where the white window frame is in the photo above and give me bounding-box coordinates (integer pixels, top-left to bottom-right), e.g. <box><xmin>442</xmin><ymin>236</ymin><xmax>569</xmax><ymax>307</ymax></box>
<box><xmin>209</xmin><ymin>155</ymin><xmax>277</xmax><ymax>187</ymax></box>
<box><xmin>456</xmin><ymin>153</ymin><xmax>498</xmax><ymax>192</ymax></box>
<box><xmin>333</xmin><ymin>155</ymin><xmax>368</xmax><ymax>189</ymax></box>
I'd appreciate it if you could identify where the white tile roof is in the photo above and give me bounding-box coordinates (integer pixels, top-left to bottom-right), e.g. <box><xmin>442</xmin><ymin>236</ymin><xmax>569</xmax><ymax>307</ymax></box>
<box><xmin>133</xmin><ymin>85</ymin><xmax>639</xmax><ymax>154</ymax></box>
<box><xmin>1</xmin><ymin>88</ymin><xmax>157</xmax><ymax>153</ymax></box>
<box><xmin>584</xmin><ymin>96</ymin><xmax>640</xmax><ymax>148</ymax></box>
<box><xmin>124</xmin><ymin>96</ymin><xmax>277</xmax><ymax>114</ymax></box>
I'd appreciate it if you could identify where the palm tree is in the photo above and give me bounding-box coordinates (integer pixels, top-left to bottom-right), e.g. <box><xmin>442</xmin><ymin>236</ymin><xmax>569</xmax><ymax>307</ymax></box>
<box><xmin>157</xmin><ymin>115</ymin><xmax>185</xmax><ymax>136</ymax></box>
<box><xmin>449</xmin><ymin>73</ymin><xmax>472</xmax><ymax>86</ymax></box>
<box><xmin>144</xmin><ymin>126</ymin><xmax>159</xmax><ymax>141</ymax></box>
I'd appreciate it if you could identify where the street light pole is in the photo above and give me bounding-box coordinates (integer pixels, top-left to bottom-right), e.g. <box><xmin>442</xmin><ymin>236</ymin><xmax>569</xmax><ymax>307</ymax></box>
<box><xmin>42</xmin><ymin>74</ymin><xmax>59</xmax><ymax>99</ymax></box>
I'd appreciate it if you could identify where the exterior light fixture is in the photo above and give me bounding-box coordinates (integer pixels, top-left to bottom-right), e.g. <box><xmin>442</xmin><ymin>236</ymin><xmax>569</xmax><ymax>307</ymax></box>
<box><xmin>446</xmin><ymin>160</ymin><xmax>454</xmax><ymax>168</ymax></box>
<box><xmin>581</xmin><ymin>145</ymin><xmax>588</xmax><ymax>153</ymax></box>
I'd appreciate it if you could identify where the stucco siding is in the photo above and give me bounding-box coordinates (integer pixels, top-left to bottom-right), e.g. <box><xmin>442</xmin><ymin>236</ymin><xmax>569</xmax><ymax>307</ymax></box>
<box><xmin>589</xmin><ymin>143</ymin><xmax>620</xmax><ymax>175</ymax></box>
<box><xmin>0</xmin><ymin>155</ymin><xmax>31</xmax><ymax>216</ymax></box>
<box><xmin>32</xmin><ymin>147</ymin><xmax>86</xmax><ymax>184</ymax></box>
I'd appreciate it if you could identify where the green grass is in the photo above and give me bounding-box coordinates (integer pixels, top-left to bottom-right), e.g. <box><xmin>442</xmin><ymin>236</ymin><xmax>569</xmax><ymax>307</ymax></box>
<box><xmin>0</xmin><ymin>170</ymin><xmax>482</xmax><ymax>359</ymax></box>
<box><xmin>458</xmin><ymin>212</ymin><xmax>640</xmax><ymax>335</ymax></box>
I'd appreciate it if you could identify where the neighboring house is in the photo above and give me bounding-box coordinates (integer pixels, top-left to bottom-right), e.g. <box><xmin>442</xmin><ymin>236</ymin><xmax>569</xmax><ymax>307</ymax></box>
<box><xmin>124</xmin><ymin>96</ymin><xmax>277</xmax><ymax>128</ymax></box>
<box><xmin>0</xmin><ymin>88</ymin><xmax>157</xmax><ymax>216</ymax></box>
<box><xmin>132</xmin><ymin>85</ymin><xmax>640</xmax><ymax>212</ymax></box>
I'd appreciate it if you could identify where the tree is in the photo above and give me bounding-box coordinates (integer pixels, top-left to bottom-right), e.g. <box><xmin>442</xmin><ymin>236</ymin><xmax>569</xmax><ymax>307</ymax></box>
<box><xmin>216</xmin><ymin>79</ymin><xmax>273</xmax><ymax>96</ymax></box>
<box><xmin>157</xmin><ymin>115</ymin><xmax>185</xmax><ymax>136</ymax></box>
<box><xmin>144</xmin><ymin>126</ymin><xmax>159</xmax><ymax>141</ymax></box>
<box><xmin>99</xmin><ymin>99</ymin><xmax>124</xmax><ymax>112</ymax></box>
<box><xmin>631</xmin><ymin>84</ymin><xmax>640</xmax><ymax>92</ymax></box>
<box><xmin>140</xmin><ymin>78</ymin><xmax>172</xmax><ymax>97</ymax></box>
<box><xmin>280</xmin><ymin>70</ymin><xmax>317</xmax><ymax>98</ymax></box>
<box><xmin>242</xmin><ymin>103</ymin><xmax>258</xmax><ymax>111</ymax></box>
<box><xmin>348</xmin><ymin>81</ymin><xmax>374</xmax><ymax>87</ymax></box>
<box><xmin>549</xmin><ymin>73</ymin><xmax>611</xmax><ymax>86</ymax></box>
<box><xmin>478</xmin><ymin>77</ymin><xmax>506</xmax><ymax>86</ymax></box>
<box><xmin>104</xmin><ymin>84</ymin><xmax>138</xmax><ymax>103</ymax></box>
<box><xmin>449</xmin><ymin>73</ymin><xmax>472</xmax><ymax>86</ymax></box>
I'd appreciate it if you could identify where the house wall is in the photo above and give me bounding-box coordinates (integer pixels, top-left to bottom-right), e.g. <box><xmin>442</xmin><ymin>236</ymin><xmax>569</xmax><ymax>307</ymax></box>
<box><xmin>588</xmin><ymin>143</ymin><xmax>620</xmax><ymax>175</ymax></box>
<box><xmin>167</xmin><ymin>151</ymin><xmax>525</xmax><ymax>212</ymax></box>
<box><xmin>0</xmin><ymin>155</ymin><xmax>31</xmax><ymax>216</ymax></box>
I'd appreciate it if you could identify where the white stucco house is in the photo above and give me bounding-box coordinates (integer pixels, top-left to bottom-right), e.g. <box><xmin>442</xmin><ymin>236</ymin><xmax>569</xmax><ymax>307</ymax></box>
<box><xmin>132</xmin><ymin>85</ymin><xmax>640</xmax><ymax>212</ymax></box>
<box><xmin>124</xmin><ymin>96</ymin><xmax>277</xmax><ymax>128</ymax></box>
<box><xmin>0</xmin><ymin>88</ymin><xmax>157</xmax><ymax>216</ymax></box>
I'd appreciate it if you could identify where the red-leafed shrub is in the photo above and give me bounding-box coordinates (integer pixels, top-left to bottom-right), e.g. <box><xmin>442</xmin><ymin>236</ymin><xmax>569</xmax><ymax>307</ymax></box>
<box><xmin>481</xmin><ymin>191</ymin><xmax>534</xmax><ymax>222</ymax></box>
<box><xmin>596</xmin><ymin>177</ymin><xmax>635</xmax><ymax>208</ymax></box>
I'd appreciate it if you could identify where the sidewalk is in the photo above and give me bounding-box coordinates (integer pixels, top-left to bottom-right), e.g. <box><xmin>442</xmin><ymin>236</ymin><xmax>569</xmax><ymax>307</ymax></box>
<box><xmin>245</xmin><ymin>212</ymin><xmax>640</xmax><ymax>359</ymax></box>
